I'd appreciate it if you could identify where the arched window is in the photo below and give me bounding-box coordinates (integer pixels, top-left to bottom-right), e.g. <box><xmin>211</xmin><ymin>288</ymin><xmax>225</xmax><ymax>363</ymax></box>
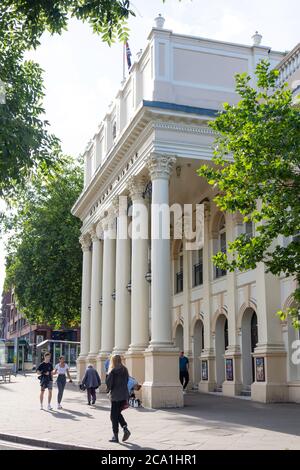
<box><xmin>216</xmin><ymin>215</ymin><xmax>227</xmax><ymax>278</ymax></box>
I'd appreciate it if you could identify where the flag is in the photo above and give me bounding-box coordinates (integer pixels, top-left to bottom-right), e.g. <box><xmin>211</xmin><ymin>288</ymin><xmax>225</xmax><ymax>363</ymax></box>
<box><xmin>125</xmin><ymin>41</ymin><xmax>132</xmax><ymax>70</ymax></box>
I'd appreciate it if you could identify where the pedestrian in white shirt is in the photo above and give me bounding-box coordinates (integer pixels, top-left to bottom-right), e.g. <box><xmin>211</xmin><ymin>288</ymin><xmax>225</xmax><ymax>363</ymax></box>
<box><xmin>53</xmin><ymin>356</ymin><xmax>73</xmax><ymax>409</ymax></box>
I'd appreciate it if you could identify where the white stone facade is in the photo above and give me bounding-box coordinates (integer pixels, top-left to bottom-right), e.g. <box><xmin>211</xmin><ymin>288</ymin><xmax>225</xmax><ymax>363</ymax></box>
<box><xmin>72</xmin><ymin>20</ymin><xmax>300</xmax><ymax>407</ymax></box>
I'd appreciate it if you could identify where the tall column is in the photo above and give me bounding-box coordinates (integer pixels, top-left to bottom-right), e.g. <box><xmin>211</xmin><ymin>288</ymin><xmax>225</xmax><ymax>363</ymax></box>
<box><xmin>113</xmin><ymin>195</ymin><xmax>131</xmax><ymax>355</ymax></box>
<box><xmin>251</xmin><ymin>262</ymin><xmax>288</xmax><ymax>402</ymax></box>
<box><xmin>97</xmin><ymin>209</ymin><xmax>116</xmax><ymax>385</ymax></box>
<box><xmin>77</xmin><ymin>233</ymin><xmax>92</xmax><ymax>381</ymax></box>
<box><xmin>125</xmin><ymin>176</ymin><xmax>149</xmax><ymax>384</ymax></box>
<box><xmin>87</xmin><ymin>224</ymin><xmax>103</xmax><ymax>367</ymax></box>
<box><xmin>143</xmin><ymin>153</ymin><xmax>183</xmax><ymax>409</ymax></box>
<box><xmin>199</xmin><ymin>202</ymin><xmax>216</xmax><ymax>392</ymax></box>
<box><xmin>222</xmin><ymin>213</ymin><xmax>243</xmax><ymax>397</ymax></box>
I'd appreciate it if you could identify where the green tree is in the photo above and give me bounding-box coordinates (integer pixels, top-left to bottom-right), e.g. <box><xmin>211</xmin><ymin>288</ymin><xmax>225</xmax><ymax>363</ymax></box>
<box><xmin>0</xmin><ymin>0</ymin><xmax>134</xmax><ymax>201</ymax></box>
<box><xmin>0</xmin><ymin>5</ymin><xmax>62</xmax><ymax>201</ymax></box>
<box><xmin>4</xmin><ymin>158</ymin><xmax>83</xmax><ymax>328</ymax></box>
<box><xmin>198</xmin><ymin>60</ymin><xmax>300</xmax><ymax>327</ymax></box>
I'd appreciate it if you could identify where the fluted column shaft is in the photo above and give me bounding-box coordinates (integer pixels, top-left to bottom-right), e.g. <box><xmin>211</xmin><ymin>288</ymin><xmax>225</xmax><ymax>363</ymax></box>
<box><xmin>114</xmin><ymin>196</ymin><xmax>131</xmax><ymax>353</ymax></box>
<box><xmin>128</xmin><ymin>177</ymin><xmax>149</xmax><ymax>351</ymax></box>
<box><xmin>148</xmin><ymin>155</ymin><xmax>176</xmax><ymax>348</ymax></box>
<box><xmin>79</xmin><ymin>234</ymin><xmax>92</xmax><ymax>357</ymax></box>
<box><xmin>100</xmin><ymin>212</ymin><xmax>116</xmax><ymax>354</ymax></box>
<box><xmin>88</xmin><ymin>226</ymin><xmax>103</xmax><ymax>356</ymax></box>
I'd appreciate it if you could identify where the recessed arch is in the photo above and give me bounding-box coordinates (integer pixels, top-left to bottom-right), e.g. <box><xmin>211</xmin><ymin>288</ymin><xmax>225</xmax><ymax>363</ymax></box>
<box><xmin>237</xmin><ymin>299</ymin><xmax>257</xmax><ymax>330</ymax></box>
<box><xmin>211</xmin><ymin>307</ymin><xmax>228</xmax><ymax>334</ymax></box>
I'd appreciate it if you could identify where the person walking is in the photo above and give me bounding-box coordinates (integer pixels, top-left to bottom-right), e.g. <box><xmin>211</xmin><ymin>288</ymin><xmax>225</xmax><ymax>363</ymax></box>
<box><xmin>179</xmin><ymin>351</ymin><xmax>189</xmax><ymax>393</ymax></box>
<box><xmin>104</xmin><ymin>355</ymin><xmax>110</xmax><ymax>392</ymax></box>
<box><xmin>106</xmin><ymin>355</ymin><xmax>131</xmax><ymax>443</ymax></box>
<box><xmin>81</xmin><ymin>364</ymin><xmax>101</xmax><ymax>405</ymax></box>
<box><xmin>53</xmin><ymin>356</ymin><xmax>73</xmax><ymax>409</ymax></box>
<box><xmin>37</xmin><ymin>352</ymin><xmax>54</xmax><ymax>410</ymax></box>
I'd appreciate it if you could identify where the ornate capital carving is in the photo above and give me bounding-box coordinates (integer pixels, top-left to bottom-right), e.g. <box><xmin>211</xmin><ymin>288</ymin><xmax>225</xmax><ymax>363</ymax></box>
<box><xmin>79</xmin><ymin>233</ymin><xmax>91</xmax><ymax>252</ymax></box>
<box><xmin>96</xmin><ymin>220</ymin><xmax>103</xmax><ymax>240</ymax></box>
<box><xmin>89</xmin><ymin>225</ymin><xmax>99</xmax><ymax>243</ymax></box>
<box><xmin>146</xmin><ymin>153</ymin><xmax>176</xmax><ymax>180</ymax></box>
<box><xmin>127</xmin><ymin>175</ymin><xmax>147</xmax><ymax>201</ymax></box>
<box><xmin>110</xmin><ymin>195</ymin><xmax>128</xmax><ymax>218</ymax></box>
<box><xmin>100</xmin><ymin>207</ymin><xmax>117</xmax><ymax>233</ymax></box>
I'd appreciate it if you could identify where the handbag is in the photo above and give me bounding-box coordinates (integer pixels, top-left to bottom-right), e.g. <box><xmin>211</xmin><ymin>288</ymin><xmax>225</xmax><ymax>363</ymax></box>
<box><xmin>120</xmin><ymin>400</ymin><xmax>129</xmax><ymax>411</ymax></box>
<box><xmin>79</xmin><ymin>383</ymin><xmax>86</xmax><ymax>391</ymax></box>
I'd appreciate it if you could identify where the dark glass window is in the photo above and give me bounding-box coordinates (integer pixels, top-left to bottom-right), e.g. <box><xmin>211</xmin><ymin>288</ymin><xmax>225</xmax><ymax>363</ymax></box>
<box><xmin>175</xmin><ymin>271</ymin><xmax>183</xmax><ymax>293</ymax></box>
<box><xmin>193</xmin><ymin>249</ymin><xmax>203</xmax><ymax>287</ymax></box>
<box><xmin>216</xmin><ymin>220</ymin><xmax>227</xmax><ymax>278</ymax></box>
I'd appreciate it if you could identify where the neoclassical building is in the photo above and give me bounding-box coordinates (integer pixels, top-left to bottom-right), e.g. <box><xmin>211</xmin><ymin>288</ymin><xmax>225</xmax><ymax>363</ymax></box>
<box><xmin>72</xmin><ymin>16</ymin><xmax>300</xmax><ymax>408</ymax></box>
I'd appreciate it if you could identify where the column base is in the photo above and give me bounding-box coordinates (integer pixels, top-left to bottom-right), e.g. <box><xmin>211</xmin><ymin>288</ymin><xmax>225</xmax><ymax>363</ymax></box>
<box><xmin>86</xmin><ymin>353</ymin><xmax>98</xmax><ymax>368</ymax></box>
<box><xmin>76</xmin><ymin>355</ymin><xmax>88</xmax><ymax>382</ymax></box>
<box><xmin>198</xmin><ymin>349</ymin><xmax>216</xmax><ymax>393</ymax></box>
<box><xmin>124</xmin><ymin>350</ymin><xmax>145</xmax><ymax>384</ymax></box>
<box><xmin>251</xmin><ymin>343</ymin><xmax>288</xmax><ymax>403</ymax></box>
<box><xmin>142</xmin><ymin>348</ymin><xmax>183</xmax><ymax>409</ymax></box>
<box><xmin>222</xmin><ymin>347</ymin><xmax>243</xmax><ymax>397</ymax></box>
<box><xmin>251</xmin><ymin>382</ymin><xmax>289</xmax><ymax>402</ymax></box>
<box><xmin>97</xmin><ymin>352</ymin><xmax>110</xmax><ymax>393</ymax></box>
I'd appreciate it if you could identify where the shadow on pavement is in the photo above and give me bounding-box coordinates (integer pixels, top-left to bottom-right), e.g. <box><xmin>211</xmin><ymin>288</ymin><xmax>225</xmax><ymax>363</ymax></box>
<box><xmin>161</xmin><ymin>391</ymin><xmax>300</xmax><ymax>438</ymax></box>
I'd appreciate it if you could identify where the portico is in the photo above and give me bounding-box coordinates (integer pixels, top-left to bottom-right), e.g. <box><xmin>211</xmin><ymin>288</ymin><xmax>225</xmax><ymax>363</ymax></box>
<box><xmin>72</xmin><ymin>17</ymin><xmax>300</xmax><ymax>407</ymax></box>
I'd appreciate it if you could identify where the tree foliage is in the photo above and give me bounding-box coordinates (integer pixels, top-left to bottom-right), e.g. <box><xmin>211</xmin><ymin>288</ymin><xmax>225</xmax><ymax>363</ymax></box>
<box><xmin>0</xmin><ymin>1</ymin><xmax>134</xmax><ymax>201</ymax></box>
<box><xmin>4</xmin><ymin>158</ymin><xmax>83</xmax><ymax>328</ymax></box>
<box><xmin>198</xmin><ymin>60</ymin><xmax>300</xmax><ymax>327</ymax></box>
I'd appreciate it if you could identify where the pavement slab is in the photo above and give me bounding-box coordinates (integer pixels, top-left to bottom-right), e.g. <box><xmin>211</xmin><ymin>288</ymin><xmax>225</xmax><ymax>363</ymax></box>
<box><xmin>1</xmin><ymin>373</ymin><xmax>300</xmax><ymax>450</ymax></box>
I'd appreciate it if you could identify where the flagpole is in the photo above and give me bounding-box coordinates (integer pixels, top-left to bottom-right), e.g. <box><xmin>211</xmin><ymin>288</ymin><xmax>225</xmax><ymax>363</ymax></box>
<box><xmin>122</xmin><ymin>42</ymin><xmax>126</xmax><ymax>83</ymax></box>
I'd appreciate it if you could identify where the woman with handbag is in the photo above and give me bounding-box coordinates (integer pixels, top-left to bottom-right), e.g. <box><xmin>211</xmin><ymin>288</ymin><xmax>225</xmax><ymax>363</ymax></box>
<box><xmin>106</xmin><ymin>355</ymin><xmax>131</xmax><ymax>443</ymax></box>
<box><xmin>81</xmin><ymin>364</ymin><xmax>101</xmax><ymax>405</ymax></box>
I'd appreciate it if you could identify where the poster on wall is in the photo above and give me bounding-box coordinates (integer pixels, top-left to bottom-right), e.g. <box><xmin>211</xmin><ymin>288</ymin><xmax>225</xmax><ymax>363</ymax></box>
<box><xmin>201</xmin><ymin>360</ymin><xmax>208</xmax><ymax>381</ymax></box>
<box><xmin>255</xmin><ymin>357</ymin><xmax>265</xmax><ymax>382</ymax></box>
<box><xmin>225</xmin><ymin>358</ymin><xmax>234</xmax><ymax>381</ymax></box>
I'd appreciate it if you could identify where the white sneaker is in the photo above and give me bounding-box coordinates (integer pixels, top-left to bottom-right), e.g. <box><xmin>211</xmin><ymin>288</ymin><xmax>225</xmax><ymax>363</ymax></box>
<box><xmin>47</xmin><ymin>404</ymin><xmax>53</xmax><ymax>411</ymax></box>
<box><xmin>57</xmin><ymin>404</ymin><xmax>62</xmax><ymax>409</ymax></box>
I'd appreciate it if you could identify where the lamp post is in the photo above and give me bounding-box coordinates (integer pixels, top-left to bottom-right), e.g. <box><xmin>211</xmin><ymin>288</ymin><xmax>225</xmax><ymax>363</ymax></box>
<box><xmin>126</xmin><ymin>281</ymin><xmax>132</xmax><ymax>293</ymax></box>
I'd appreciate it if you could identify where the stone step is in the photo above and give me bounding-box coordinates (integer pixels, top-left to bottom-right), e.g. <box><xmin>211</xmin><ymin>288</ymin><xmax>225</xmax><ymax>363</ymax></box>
<box><xmin>240</xmin><ymin>389</ymin><xmax>251</xmax><ymax>397</ymax></box>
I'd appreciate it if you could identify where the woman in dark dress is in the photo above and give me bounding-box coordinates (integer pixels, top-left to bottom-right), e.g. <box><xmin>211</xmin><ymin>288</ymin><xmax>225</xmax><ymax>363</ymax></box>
<box><xmin>106</xmin><ymin>355</ymin><xmax>131</xmax><ymax>443</ymax></box>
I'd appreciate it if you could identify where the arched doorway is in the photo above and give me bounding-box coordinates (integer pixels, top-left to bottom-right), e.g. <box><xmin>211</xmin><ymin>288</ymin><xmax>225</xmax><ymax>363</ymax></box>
<box><xmin>193</xmin><ymin>319</ymin><xmax>204</xmax><ymax>385</ymax></box>
<box><xmin>241</xmin><ymin>308</ymin><xmax>258</xmax><ymax>388</ymax></box>
<box><xmin>175</xmin><ymin>323</ymin><xmax>184</xmax><ymax>352</ymax></box>
<box><xmin>215</xmin><ymin>314</ymin><xmax>228</xmax><ymax>388</ymax></box>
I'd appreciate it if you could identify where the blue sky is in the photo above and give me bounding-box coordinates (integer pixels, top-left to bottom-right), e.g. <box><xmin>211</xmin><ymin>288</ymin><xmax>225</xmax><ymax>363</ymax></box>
<box><xmin>1</xmin><ymin>0</ymin><xmax>299</xmax><ymax>295</ymax></box>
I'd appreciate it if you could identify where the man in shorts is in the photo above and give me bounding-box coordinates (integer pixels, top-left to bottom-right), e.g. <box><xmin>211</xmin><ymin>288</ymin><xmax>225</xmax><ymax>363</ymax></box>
<box><xmin>37</xmin><ymin>352</ymin><xmax>54</xmax><ymax>410</ymax></box>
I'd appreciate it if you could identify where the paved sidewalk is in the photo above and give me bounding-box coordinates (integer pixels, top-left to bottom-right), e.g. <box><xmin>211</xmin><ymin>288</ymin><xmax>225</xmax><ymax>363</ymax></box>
<box><xmin>1</xmin><ymin>373</ymin><xmax>300</xmax><ymax>450</ymax></box>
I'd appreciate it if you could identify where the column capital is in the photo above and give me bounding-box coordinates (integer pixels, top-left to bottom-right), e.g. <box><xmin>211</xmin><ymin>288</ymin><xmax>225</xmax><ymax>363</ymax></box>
<box><xmin>79</xmin><ymin>233</ymin><xmax>91</xmax><ymax>252</ymax></box>
<box><xmin>89</xmin><ymin>225</ymin><xmax>99</xmax><ymax>243</ymax></box>
<box><xmin>96</xmin><ymin>220</ymin><xmax>103</xmax><ymax>240</ymax></box>
<box><xmin>111</xmin><ymin>194</ymin><xmax>128</xmax><ymax>217</ymax></box>
<box><xmin>146</xmin><ymin>153</ymin><xmax>176</xmax><ymax>180</ymax></box>
<box><xmin>100</xmin><ymin>208</ymin><xmax>116</xmax><ymax>233</ymax></box>
<box><xmin>127</xmin><ymin>175</ymin><xmax>147</xmax><ymax>201</ymax></box>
